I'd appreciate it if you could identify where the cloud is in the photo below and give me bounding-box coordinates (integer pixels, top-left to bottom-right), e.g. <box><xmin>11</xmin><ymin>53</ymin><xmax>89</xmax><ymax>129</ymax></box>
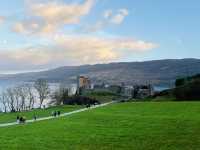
<box><xmin>13</xmin><ymin>0</ymin><xmax>95</xmax><ymax>34</ymax></box>
<box><xmin>82</xmin><ymin>8</ymin><xmax>129</xmax><ymax>33</ymax></box>
<box><xmin>30</xmin><ymin>0</ymin><xmax>94</xmax><ymax>24</ymax></box>
<box><xmin>13</xmin><ymin>20</ymin><xmax>54</xmax><ymax>35</ymax></box>
<box><xmin>0</xmin><ymin>16</ymin><xmax>5</xmax><ymax>24</ymax></box>
<box><xmin>0</xmin><ymin>35</ymin><xmax>158</xmax><ymax>70</ymax></box>
<box><xmin>55</xmin><ymin>35</ymin><xmax>157</xmax><ymax>64</ymax></box>
<box><xmin>103</xmin><ymin>9</ymin><xmax>113</xmax><ymax>19</ymax></box>
<box><xmin>12</xmin><ymin>1</ymin><xmax>128</xmax><ymax>34</ymax></box>
<box><xmin>110</xmin><ymin>9</ymin><xmax>129</xmax><ymax>24</ymax></box>
<box><xmin>4</xmin><ymin>0</ymin><xmax>158</xmax><ymax>72</ymax></box>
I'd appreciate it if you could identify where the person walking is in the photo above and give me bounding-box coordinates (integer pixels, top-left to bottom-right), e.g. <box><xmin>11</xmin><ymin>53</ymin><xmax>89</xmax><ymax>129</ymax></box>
<box><xmin>16</xmin><ymin>115</ymin><xmax>20</xmax><ymax>123</ymax></box>
<box><xmin>51</xmin><ymin>111</ymin><xmax>54</xmax><ymax>117</ymax></box>
<box><xmin>53</xmin><ymin>111</ymin><xmax>57</xmax><ymax>117</ymax></box>
<box><xmin>57</xmin><ymin>111</ymin><xmax>61</xmax><ymax>116</ymax></box>
<box><xmin>19</xmin><ymin>116</ymin><xmax>26</xmax><ymax>123</ymax></box>
<box><xmin>33</xmin><ymin>114</ymin><xmax>37</xmax><ymax>121</ymax></box>
<box><xmin>86</xmin><ymin>104</ymin><xmax>91</xmax><ymax>109</ymax></box>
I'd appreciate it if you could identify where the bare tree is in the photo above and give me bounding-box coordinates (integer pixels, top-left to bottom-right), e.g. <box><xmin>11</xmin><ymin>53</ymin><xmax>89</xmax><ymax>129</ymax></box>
<box><xmin>50</xmin><ymin>84</ymin><xmax>68</xmax><ymax>106</ymax></box>
<box><xmin>6</xmin><ymin>88</ymin><xmax>16</xmax><ymax>112</ymax></box>
<box><xmin>26</xmin><ymin>84</ymin><xmax>35</xmax><ymax>110</ymax></box>
<box><xmin>0</xmin><ymin>91</ymin><xmax>8</xmax><ymax>113</ymax></box>
<box><xmin>13</xmin><ymin>86</ymin><xmax>21</xmax><ymax>112</ymax></box>
<box><xmin>34</xmin><ymin>79</ymin><xmax>50</xmax><ymax>108</ymax></box>
<box><xmin>18</xmin><ymin>85</ymin><xmax>28</xmax><ymax>111</ymax></box>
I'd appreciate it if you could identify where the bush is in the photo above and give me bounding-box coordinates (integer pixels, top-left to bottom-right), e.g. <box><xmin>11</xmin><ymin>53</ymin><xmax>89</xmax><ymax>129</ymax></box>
<box><xmin>63</xmin><ymin>96</ymin><xmax>100</xmax><ymax>105</ymax></box>
<box><xmin>175</xmin><ymin>78</ymin><xmax>186</xmax><ymax>87</ymax></box>
<box><xmin>88</xmin><ymin>91</ymin><xmax>118</xmax><ymax>96</ymax></box>
<box><xmin>174</xmin><ymin>79</ymin><xmax>200</xmax><ymax>100</ymax></box>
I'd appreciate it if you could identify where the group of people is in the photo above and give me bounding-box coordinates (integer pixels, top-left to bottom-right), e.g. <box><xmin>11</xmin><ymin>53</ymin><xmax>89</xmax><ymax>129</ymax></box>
<box><xmin>52</xmin><ymin>111</ymin><xmax>61</xmax><ymax>117</ymax></box>
<box><xmin>16</xmin><ymin>110</ymin><xmax>62</xmax><ymax>124</ymax></box>
<box><xmin>86</xmin><ymin>104</ymin><xmax>91</xmax><ymax>108</ymax></box>
<box><xmin>16</xmin><ymin>116</ymin><xmax>27</xmax><ymax>124</ymax></box>
<box><xmin>16</xmin><ymin>114</ymin><xmax>37</xmax><ymax>124</ymax></box>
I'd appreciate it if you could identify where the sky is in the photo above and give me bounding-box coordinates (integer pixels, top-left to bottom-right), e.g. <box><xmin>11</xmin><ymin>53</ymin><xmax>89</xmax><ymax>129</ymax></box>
<box><xmin>0</xmin><ymin>0</ymin><xmax>199</xmax><ymax>74</ymax></box>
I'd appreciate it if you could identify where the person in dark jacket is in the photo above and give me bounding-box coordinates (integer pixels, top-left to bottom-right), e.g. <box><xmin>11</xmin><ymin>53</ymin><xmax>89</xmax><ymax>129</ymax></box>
<box><xmin>33</xmin><ymin>114</ymin><xmax>37</xmax><ymax>121</ymax></box>
<box><xmin>16</xmin><ymin>115</ymin><xmax>20</xmax><ymax>123</ymax></box>
<box><xmin>86</xmin><ymin>104</ymin><xmax>91</xmax><ymax>108</ymax></box>
<box><xmin>53</xmin><ymin>111</ymin><xmax>57</xmax><ymax>117</ymax></box>
<box><xmin>19</xmin><ymin>116</ymin><xmax>26</xmax><ymax>123</ymax></box>
<box><xmin>57</xmin><ymin>111</ymin><xmax>61</xmax><ymax>116</ymax></box>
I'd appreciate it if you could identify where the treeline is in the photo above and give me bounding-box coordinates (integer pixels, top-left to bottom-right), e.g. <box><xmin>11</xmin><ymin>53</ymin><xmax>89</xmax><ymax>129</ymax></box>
<box><xmin>63</xmin><ymin>96</ymin><xmax>100</xmax><ymax>105</ymax></box>
<box><xmin>152</xmin><ymin>74</ymin><xmax>200</xmax><ymax>101</ymax></box>
<box><xmin>50</xmin><ymin>86</ymin><xmax>100</xmax><ymax>106</ymax></box>
<box><xmin>0</xmin><ymin>79</ymin><xmax>50</xmax><ymax>113</ymax></box>
<box><xmin>0</xmin><ymin>79</ymin><xmax>102</xmax><ymax>113</ymax></box>
<box><xmin>174</xmin><ymin>74</ymin><xmax>200</xmax><ymax>100</ymax></box>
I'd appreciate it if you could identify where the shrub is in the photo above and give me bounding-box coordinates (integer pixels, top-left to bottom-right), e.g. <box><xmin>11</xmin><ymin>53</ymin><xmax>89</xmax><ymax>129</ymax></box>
<box><xmin>174</xmin><ymin>79</ymin><xmax>200</xmax><ymax>100</ymax></box>
<box><xmin>175</xmin><ymin>78</ymin><xmax>186</xmax><ymax>87</ymax></box>
<box><xmin>63</xmin><ymin>96</ymin><xmax>100</xmax><ymax>105</ymax></box>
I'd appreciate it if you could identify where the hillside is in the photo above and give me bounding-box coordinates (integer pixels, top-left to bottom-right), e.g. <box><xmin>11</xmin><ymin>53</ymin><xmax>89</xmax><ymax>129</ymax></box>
<box><xmin>1</xmin><ymin>58</ymin><xmax>200</xmax><ymax>86</ymax></box>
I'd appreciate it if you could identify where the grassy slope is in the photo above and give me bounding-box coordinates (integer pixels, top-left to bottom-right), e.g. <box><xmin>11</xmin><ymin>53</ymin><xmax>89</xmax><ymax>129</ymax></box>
<box><xmin>0</xmin><ymin>102</ymin><xmax>200</xmax><ymax>150</ymax></box>
<box><xmin>0</xmin><ymin>105</ymin><xmax>82</xmax><ymax>124</ymax></box>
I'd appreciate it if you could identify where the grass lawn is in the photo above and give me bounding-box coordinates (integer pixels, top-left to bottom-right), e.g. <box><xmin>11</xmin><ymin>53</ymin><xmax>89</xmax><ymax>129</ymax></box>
<box><xmin>0</xmin><ymin>105</ymin><xmax>83</xmax><ymax>124</ymax></box>
<box><xmin>0</xmin><ymin>102</ymin><xmax>200</xmax><ymax>150</ymax></box>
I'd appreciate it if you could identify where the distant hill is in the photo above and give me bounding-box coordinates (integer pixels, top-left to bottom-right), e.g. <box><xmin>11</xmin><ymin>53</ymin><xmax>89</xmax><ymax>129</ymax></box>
<box><xmin>0</xmin><ymin>58</ymin><xmax>200</xmax><ymax>87</ymax></box>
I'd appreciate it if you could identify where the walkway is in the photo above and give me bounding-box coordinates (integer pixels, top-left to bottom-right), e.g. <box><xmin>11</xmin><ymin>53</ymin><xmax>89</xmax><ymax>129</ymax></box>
<box><xmin>0</xmin><ymin>101</ymin><xmax>115</xmax><ymax>128</ymax></box>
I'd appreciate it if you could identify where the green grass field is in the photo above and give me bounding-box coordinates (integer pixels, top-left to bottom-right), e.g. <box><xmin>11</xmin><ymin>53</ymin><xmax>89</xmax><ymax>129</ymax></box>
<box><xmin>0</xmin><ymin>102</ymin><xmax>200</xmax><ymax>150</ymax></box>
<box><xmin>0</xmin><ymin>105</ymin><xmax>82</xmax><ymax>124</ymax></box>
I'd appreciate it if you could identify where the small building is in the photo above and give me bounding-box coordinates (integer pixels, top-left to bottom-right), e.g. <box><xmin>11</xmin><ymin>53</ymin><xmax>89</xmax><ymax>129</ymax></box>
<box><xmin>93</xmin><ymin>82</ymin><xmax>109</xmax><ymax>90</ymax></box>
<box><xmin>77</xmin><ymin>76</ymin><xmax>91</xmax><ymax>94</ymax></box>
<box><xmin>108</xmin><ymin>85</ymin><xmax>122</xmax><ymax>94</ymax></box>
<box><xmin>121</xmin><ymin>84</ymin><xmax>154</xmax><ymax>99</ymax></box>
<box><xmin>133</xmin><ymin>85</ymin><xmax>154</xmax><ymax>99</ymax></box>
<box><xmin>77</xmin><ymin>76</ymin><xmax>91</xmax><ymax>89</ymax></box>
<box><xmin>121</xmin><ymin>85</ymin><xmax>134</xmax><ymax>98</ymax></box>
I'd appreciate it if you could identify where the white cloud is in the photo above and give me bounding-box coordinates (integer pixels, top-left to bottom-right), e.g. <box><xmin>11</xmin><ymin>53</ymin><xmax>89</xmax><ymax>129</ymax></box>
<box><xmin>30</xmin><ymin>0</ymin><xmax>94</xmax><ymax>24</ymax></box>
<box><xmin>13</xmin><ymin>22</ymin><xmax>29</xmax><ymax>34</ymax></box>
<box><xmin>0</xmin><ymin>35</ymin><xmax>158</xmax><ymax>69</ymax></box>
<box><xmin>82</xmin><ymin>8</ymin><xmax>129</xmax><ymax>32</ymax></box>
<box><xmin>103</xmin><ymin>9</ymin><xmax>113</xmax><ymax>19</ymax></box>
<box><xmin>110</xmin><ymin>9</ymin><xmax>129</xmax><ymax>24</ymax></box>
<box><xmin>13</xmin><ymin>1</ymin><xmax>128</xmax><ymax>34</ymax></box>
<box><xmin>13</xmin><ymin>20</ymin><xmax>54</xmax><ymax>35</ymax></box>
<box><xmin>13</xmin><ymin>0</ymin><xmax>95</xmax><ymax>34</ymax></box>
<box><xmin>4</xmin><ymin>1</ymin><xmax>158</xmax><ymax>72</ymax></box>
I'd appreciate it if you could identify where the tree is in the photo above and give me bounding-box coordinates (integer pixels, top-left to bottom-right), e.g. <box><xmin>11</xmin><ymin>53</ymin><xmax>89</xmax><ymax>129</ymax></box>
<box><xmin>13</xmin><ymin>86</ymin><xmax>22</xmax><ymax>111</ymax></box>
<box><xmin>26</xmin><ymin>84</ymin><xmax>35</xmax><ymax>110</ymax></box>
<box><xmin>6</xmin><ymin>88</ymin><xmax>16</xmax><ymax>112</ymax></box>
<box><xmin>63</xmin><ymin>96</ymin><xmax>100</xmax><ymax>105</ymax></box>
<box><xmin>174</xmin><ymin>76</ymin><xmax>200</xmax><ymax>100</ymax></box>
<box><xmin>0</xmin><ymin>92</ymin><xmax>8</xmax><ymax>113</ymax></box>
<box><xmin>18</xmin><ymin>85</ymin><xmax>28</xmax><ymax>111</ymax></box>
<box><xmin>34</xmin><ymin>79</ymin><xmax>50</xmax><ymax>108</ymax></box>
<box><xmin>175</xmin><ymin>78</ymin><xmax>186</xmax><ymax>87</ymax></box>
<box><xmin>50</xmin><ymin>85</ymin><xmax>68</xmax><ymax>106</ymax></box>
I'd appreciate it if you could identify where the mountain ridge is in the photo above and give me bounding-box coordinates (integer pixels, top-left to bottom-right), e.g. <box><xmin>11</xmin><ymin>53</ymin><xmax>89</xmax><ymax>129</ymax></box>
<box><xmin>0</xmin><ymin>58</ymin><xmax>200</xmax><ymax>87</ymax></box>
